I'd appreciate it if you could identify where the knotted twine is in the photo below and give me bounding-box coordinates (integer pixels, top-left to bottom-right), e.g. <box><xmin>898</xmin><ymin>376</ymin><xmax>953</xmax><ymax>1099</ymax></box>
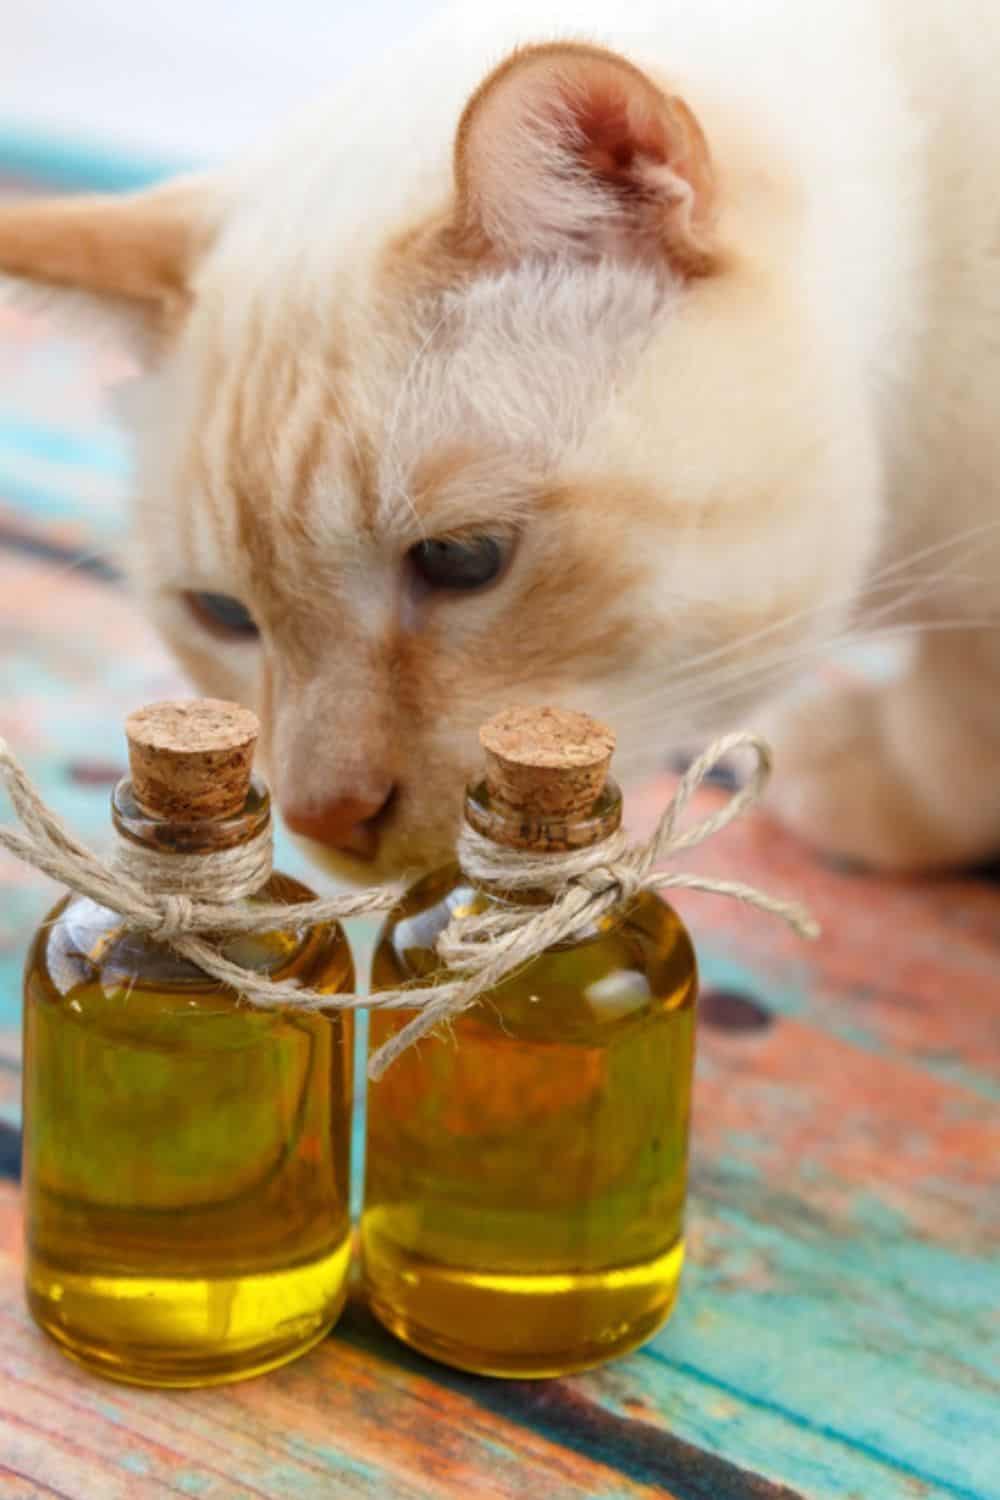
<box><xmin>0</xmin><ymin>732</ymin><xmax>818</xmax><ymax>1079</ymax></box>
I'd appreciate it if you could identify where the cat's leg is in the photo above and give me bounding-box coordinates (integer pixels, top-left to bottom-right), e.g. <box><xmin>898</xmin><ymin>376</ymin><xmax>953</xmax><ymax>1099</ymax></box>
<box><xmin>764</xmin><ymin>628</ymin><xmax>1000</xmax><ymax>871</ymax></box>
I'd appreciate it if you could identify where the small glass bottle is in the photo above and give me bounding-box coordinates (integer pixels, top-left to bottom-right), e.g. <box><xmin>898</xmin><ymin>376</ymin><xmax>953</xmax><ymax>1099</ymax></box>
<box><xmin>22</xmin><ymin>700</ymin><xmax>355</xmax><ymax>1387</ymax></box>
<box><xmin>363</xmin><ymin>706</ymin><xmax>698</xmax><ymax>1377</ymax></box>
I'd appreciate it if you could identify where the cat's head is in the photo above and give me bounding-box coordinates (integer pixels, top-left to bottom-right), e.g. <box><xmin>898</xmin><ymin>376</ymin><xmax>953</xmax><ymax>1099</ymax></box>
<box><xmin>0</xmin><ymin>43</ymin><xmax>879</xmax><ymax>879</ymax></box>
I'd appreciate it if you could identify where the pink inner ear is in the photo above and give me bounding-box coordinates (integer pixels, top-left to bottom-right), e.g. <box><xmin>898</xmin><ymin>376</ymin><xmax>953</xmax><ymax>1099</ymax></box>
<box><xmin>455</xmin><ymin>44</ymin><xmax>716</xmax><ymax>276</ymax></box>
<box><xmin>570</xmin><ymin>82</ymin><xmax>672</xmax><ymax>187</ymax></box>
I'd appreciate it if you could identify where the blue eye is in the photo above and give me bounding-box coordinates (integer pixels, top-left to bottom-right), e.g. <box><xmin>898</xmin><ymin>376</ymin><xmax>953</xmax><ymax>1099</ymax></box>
<box><xmin>184</xmin><ymin>591</ymin><xmax>259</xmax><ymax>640</ymax></box>
<box><xmin>409</xmin><ymin>536</ymin><xmax>509</xmax><ymax>592</ymax></box>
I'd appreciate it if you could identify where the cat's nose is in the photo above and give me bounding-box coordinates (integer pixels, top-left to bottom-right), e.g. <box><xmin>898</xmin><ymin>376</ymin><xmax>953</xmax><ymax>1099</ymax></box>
<box><xmin>283</xmin><ymin>787</ymin><xmax>396</xmax><ymax>860</ymax></box>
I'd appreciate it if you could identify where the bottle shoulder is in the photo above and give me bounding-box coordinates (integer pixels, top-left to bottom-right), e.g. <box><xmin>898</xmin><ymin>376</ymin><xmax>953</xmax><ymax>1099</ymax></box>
<box><xmin>374</xmin><ymin>864</ymin><xmax>697</xmax><ymax>1033</ymax></box>
<box><xmin>381</xmin><ymin>862</ymin><xmax>695</xmax><ymax>949</ymax></box>
<box><xmin>25</xmin><ymin>868</ymin><xmax>353</xmax><ymax>1015</ymax></box>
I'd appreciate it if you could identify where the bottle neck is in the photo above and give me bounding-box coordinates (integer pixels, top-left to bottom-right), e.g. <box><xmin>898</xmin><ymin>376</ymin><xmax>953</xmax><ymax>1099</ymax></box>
<box><xmin>110</xmin><ymin>774</ymin><xmax>274</xmax><ymax>900</ymax></box>
<box><xmin>459</xmin><ymin>778</ymin><xmax>623</xmax><ymax>899</ymax></box>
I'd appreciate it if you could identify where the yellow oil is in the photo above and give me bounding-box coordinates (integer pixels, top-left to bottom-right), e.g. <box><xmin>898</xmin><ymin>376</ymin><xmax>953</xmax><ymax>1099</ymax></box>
<box><xmin>22</xmin><ymin>872</ymin><xmax>354</xmax><ymax>1387</ymax></box>
<box><xmin>364</xmin><ymin>867</ymin><xmax>697</xmax><ymax>1377</ymax></box>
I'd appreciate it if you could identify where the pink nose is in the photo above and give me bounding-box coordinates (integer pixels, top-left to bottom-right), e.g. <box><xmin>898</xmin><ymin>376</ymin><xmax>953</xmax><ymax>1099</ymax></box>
<box><xmin>283</xmin><ymin>789</ymin><xmax>396</xmax><ymax>860</ymax></box>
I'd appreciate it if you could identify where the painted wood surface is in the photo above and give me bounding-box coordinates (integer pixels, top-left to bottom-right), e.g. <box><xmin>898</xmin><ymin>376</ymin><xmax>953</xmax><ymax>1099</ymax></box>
<box><xmin>1</xmin><ymin>273</ymin><xmax>999</xmax><ymax>1500</ymax></box>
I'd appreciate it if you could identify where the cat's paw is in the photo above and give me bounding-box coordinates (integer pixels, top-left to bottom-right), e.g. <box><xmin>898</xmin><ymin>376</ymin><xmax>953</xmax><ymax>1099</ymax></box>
<box><xmin>761</xmin><ymin>684</ymin><xmax>947</xmax><ymax>872</ymax></box>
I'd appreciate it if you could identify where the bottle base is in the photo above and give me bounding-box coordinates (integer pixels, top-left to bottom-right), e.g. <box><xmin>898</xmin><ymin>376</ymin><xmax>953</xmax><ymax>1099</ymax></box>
<box><xmin>363</xmin><ymin>1231</ymin><xmax>684</xmax><ymax>1378</ymax></box>
<box><xmin>26</xmin><ymin>1236</ymin><xmax>351</xmax><ymax>1388</ymax></box>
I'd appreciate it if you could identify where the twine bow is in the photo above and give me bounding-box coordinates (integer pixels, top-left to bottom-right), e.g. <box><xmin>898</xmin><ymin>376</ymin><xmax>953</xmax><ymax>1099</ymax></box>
<box><xmin>0</xmin><ymin>735</ymin><xmax>403</xmax><ymax>1005</ymax></box>
<box><xmin>0</xmin><ymin>732</ymin><xmax>817</xmax><ymax>1078</ymax></box>
<box><xmin>368</xmin><ymin>733</ymin><xmax>819</xmax><ymax>1075</ymax></box>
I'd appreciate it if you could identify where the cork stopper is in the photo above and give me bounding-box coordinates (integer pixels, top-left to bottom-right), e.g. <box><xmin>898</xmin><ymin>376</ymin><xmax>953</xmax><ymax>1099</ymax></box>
<box><xmin>479</xmin><ymin>706</ymin><xmax>616</xmax><ymax>821</ymax></box>
<box><xmin>125</xmin><ymin>699</ymin><xmax>260</xmax><ymax>821</ymax></box>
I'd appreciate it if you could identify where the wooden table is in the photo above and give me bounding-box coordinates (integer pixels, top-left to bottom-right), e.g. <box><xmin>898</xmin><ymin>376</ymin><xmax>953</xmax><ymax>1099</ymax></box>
<box><xmin>1</xmin><ymin>282</ymin><xmax>998</xmax><ymax>1500</ymax></box>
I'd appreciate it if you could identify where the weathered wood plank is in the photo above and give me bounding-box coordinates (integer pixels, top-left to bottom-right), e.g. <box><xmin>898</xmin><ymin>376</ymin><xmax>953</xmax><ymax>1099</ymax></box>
<box><xmin>0</xmin><ymin>1186</ymin><xmax>697</xmax><ymax>1500</ymax></box>
<box><xmin>3</xmin><ymin>1098</ymin><xmax>997</xmax><ymax>1500</ymax></box>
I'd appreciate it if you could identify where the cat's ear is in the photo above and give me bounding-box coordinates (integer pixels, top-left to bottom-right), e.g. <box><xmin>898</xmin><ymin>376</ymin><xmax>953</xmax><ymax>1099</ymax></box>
<box><xmin>0</xmin><ymin>175</ymin><xmax>219</xmax><ymax>355</ymax></box>
<box><xmin>454</xmin><ymin>44</ymin><xmax>716</xmax><ymax>277</ymax></box>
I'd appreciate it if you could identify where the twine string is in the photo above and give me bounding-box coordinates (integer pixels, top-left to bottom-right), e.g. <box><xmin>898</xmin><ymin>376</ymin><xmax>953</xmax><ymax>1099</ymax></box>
<box><xmin>0</xmin><ymin>732</ymin><xmax>818</xmax><ymax>1078</ymax></box>
<box><xmin>368</xmin><ymin>733</ymin><xmax>818</xmax><ymax>1076</ymax></box>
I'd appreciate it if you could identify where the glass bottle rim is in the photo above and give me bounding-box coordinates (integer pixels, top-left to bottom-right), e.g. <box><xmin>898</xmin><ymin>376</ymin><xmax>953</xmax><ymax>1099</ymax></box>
<box><xmin>111</xmin><ymin>771</ymin><xmax>271</xmax><ymax>855</ymax></box>
<box><xmin>463</xmin><ymin>776</ymin><xmax>623</xmax><ymax>855</ymax></box>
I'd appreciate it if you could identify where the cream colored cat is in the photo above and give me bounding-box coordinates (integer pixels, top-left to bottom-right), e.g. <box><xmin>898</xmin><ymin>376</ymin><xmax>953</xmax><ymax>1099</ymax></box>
<box><xmin>2</xmin><ymin>0</ymin><xmax>999</xmax><ymax>878</ymax></box>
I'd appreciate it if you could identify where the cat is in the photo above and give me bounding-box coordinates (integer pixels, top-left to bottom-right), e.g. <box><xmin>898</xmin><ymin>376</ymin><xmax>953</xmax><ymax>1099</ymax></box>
<box><xmin>2</xmin><ymin>0</ymin><xmax>999</xmax><ymax>880</ymax></box>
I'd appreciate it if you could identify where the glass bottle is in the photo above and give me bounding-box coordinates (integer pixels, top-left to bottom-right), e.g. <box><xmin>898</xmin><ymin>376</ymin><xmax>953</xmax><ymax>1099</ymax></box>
<box><xmin>363</xmin><ymin>706</ymin><xmax>698</xmax><ymax>1377</ymax></box>
<box><xmin>22</xmin><ymin>700</ymin><xmax>354</xmax><ymax>1387</ymax></box>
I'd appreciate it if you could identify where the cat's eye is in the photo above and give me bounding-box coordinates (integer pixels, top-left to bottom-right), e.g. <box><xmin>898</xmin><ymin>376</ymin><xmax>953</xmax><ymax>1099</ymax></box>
<box><xmin>183</xmin><ymin>591</ymin><xmax>260</xmax><ymax>641</ymax></box>
<box><xmin>408</xmin><ymin>535</ymin><xmax>510</xmax><ymax>592</ymax></box>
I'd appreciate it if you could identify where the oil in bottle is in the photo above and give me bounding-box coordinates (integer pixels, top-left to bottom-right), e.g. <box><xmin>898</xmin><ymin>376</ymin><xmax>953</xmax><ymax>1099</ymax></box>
<box><xmin>22</xmin><ymin>700</ymin><xmax>355</xmax><ymax>1387</ymax></box>
<box><xmin>363</xmin><ymin>706</ymin><xmax>698</xmax><ymax>1377</ymax></box>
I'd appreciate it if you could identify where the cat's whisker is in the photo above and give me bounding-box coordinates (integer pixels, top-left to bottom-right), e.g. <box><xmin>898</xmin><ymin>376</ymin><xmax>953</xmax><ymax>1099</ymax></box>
<box><xmin>605</xmin><ymin>533</ymin><xmax>1000</xmax><ymax>726</ymax></box>
<box><xmin>860</xmin><ymin>519</ymin><xmax>1000</xmax><ymax>587</ymax></box>
<box><xmin>610</xmin><ymin>613</ymin><xmax>1000</xmax><ymax>741</ymax></box>
<box><xmin>670</xmin><ymin>539</ymin><xmax>997</xmax><ymax>677</ymax></box>
<box><xmin>610</xmin><ymin>617</ymin><xmax>960</xmax><ymax>726</ymax></box>
<box><xmin>629</xmin><ymin>560</ymin><xmax>971</xmax><ymax>701</ymax></box>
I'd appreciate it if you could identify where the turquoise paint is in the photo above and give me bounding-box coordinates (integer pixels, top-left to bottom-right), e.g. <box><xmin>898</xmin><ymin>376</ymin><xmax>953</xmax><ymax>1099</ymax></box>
<box><xmin>0</xmin><ymin>418</ymin><xmax>128</xmax><ymax>477</ymax></box>
<box><xmin>351</xmin><ymin>1007</ymin><xmax>370</xmax><ymax>1220</ymax></box>
<box><xmin>283</xmin><ymin>1441</ymin><xmax>391</xmax><ymax>1495</ymax></box>
<box><xmin>645</xmin><ymin>1347</ymin><xmax>987</xmax><ymax>1500</ymax></box>
<box><xmin>646</xmin><ymin>1184</ymin><xmax>999</xmax><ymax>1500</ymax></box>
<box><xmin>698</xmin><ymin>948</ymin><xmax>809</xmax><ymax>1021</ymax></box>
<box><xmin>908</xmin><ymin>1053</ymin><xmax>1000</xmax><ymax>1105</ymax></box>
<box><xmin>587</xmin><ymin>1358</ymin><xmax>913</xmax><ymax>1500</ymax></box>
<box><xmin>698</xmin><ymin>944</ymin><xmax>1000</xmax><ymax>1102</ymax></box>
<box><xmin>0</xmin><ymin>466</ymin><xmax>118</xmax><ymax>525</ymax></box>
<box><xmin>0</xmin><ymin>125</ymin><xmax>189</xmax><ymax>193</ymax></box>
<box><xmin>173</xmin><ymin>1474</ymin><xmax>210</xmax><ymax>1496</ymax></box>
<box><xmin>847</xmin><ymin>1189</ymin><xmax>910</xmax><ymax>1238</ymax></box>
<box><xmin>119</xmin><ymin>1453</ymin><xmax>151</xmax><ymax>1476</ymax></box>
<box><xmin>93</xmin><ymin>1400</ymin><xmax>124</xmax><ymax>1422</ymax></box>
<box><xmin>0</xmin><ymin>944</ymin><xmax>31</xmax><ymax>1029</ymax></box>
